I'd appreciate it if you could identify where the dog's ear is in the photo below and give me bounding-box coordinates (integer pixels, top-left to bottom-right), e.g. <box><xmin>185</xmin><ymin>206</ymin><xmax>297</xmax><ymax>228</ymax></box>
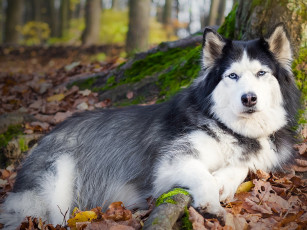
<box><xmin>266</xmin><ymin>24</ymin><xmax>292</xmax><ymax>68</ymax></box>
<box><xmin>202</xmin><ymin>28</ymin><xmax>226</xmax><ymax>69</ymax></box>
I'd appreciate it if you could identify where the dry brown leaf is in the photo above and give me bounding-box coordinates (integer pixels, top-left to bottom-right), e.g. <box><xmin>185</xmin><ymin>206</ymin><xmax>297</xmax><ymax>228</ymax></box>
<box><xmin>188</xmin><ymin>206</ymin><xmax>207</xmax><ymax>230</ymax></box>
<box><xmin>224</xmin><ymin>212</ymin><xmax>248</xmax><ymax>230</ymax></box>
<box><xmin>295</xmin><ymin>158</ymin><xmax>307</xmax><ymax>167</ymax></box>
<box><xmin>53</xmin><ymin>111</ymin><xmax>73</xmax><ymax>124</ymax></box>
<box><xmin>294</xmin><ymin>143</ymin><xmax>307</xmax><ymax>155</ymax></box>
<box><xmin>0</xmin><ymin>169</ymin><xmax>11</xmax><ymax>179</ymax></box>
<box><xmin>248</xmin><ymin>217</ymin><xmax>278</xmax><ymax>230</ymax></box>
<box><xmin>256</xmin><ymin>170</ymin><xmax>270</xmax><ymax>181</ymax></box>
<box><xmin>30</xmin><ymin>121</ymin><xmax>50</xmax><ymax>130</ymax></box>
<box><xmin>292</xmin><ymin>165</ymin><xmax>307</xmax><ymax>172</ymax></box>
<box><xmin>126</xmin><ymin>91</ymin><xmax>134</xmax><ymax>99</ymax></box>
<box><xmin>104</xmin><ymin>202</ymin><xmax>132</xmax><ymax>221</ymax></box>
<box><xmin>244</xmin><ymin>197</ymin><xmax>272</xmax><ymax>214</ymax></box>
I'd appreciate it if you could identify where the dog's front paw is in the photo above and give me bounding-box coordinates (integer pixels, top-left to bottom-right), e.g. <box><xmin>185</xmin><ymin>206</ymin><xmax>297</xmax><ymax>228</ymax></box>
<box><xmin>218</xmin><ymin>183</ymin><xmax>237</xmax><ymax>202</ymax></box>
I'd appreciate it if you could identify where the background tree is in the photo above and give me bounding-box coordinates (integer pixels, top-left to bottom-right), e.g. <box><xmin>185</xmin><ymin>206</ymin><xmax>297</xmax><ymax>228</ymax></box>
<box><xmin>126</xmin><ymin>0</ymin><xmax>150</xmax><ymax>54</ymax></box>
<box><xmin>4</xmin><ymin>0</ymin><xmax>24</xmax><ymax>44</ymax></box>
<box><xmin>206</xmin><ymin>0</ymin><xmax>220</xmax><ymax>26</ymax></box>
<box><xmin>163</xmin><ymin>0</ymin><xmax>172</xmax><ymax>26</ymax></box>
<box><xmin>0</xmin><ymin>0</ymin><xmax>3</xmax><ymax>43</ymax></box>
<box><xmin>60</xmin><ymin>0</ymin><xmax>71</xmax><ymax>37</ymax></box>
<box><xmin>112</xmin><ymin>0</ymin><xmax>120</xmax><ymax>10</ymax></box>
<box><xmin>219</xmin><ymin>0</ymin><xmax>307</xmax><ymax>57</ymax></box>
<box><xmin>216</xmin><ymin>0</ymin><xmax>226</xmax><ymax>25</ymax></box>
<box><xmin>163</xmin><ymin>0</ymin><xmax>173</xmax><ymax>39</ymax></box>
<box><xmin>47</xmin><ymin>0</ymin><xmax>59</xmax><ymax>37</ymax></box>
<box><xmin>82</xmin><ymin>0</ymin><xmax>101</xmax><ymax>45</ymax></box>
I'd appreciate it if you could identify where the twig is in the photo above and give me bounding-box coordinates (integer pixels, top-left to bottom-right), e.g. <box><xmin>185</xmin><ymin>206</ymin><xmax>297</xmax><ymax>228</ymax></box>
<box><xmin>57</xmin><ymin>205</ymin><xmax>69</xmax><ymax>226</ymax></box>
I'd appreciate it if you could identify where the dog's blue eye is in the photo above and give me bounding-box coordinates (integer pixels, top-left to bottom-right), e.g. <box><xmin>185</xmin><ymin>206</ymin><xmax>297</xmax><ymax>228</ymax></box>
<box><xmin>228</xmin><ymin>73</ymin><xmax>239</xmax><ymax>80</ymax></box>
<box><xmin>257</xmin><ymin>71</ymin><xmax>266</xmax><ymax>77</ymax></box>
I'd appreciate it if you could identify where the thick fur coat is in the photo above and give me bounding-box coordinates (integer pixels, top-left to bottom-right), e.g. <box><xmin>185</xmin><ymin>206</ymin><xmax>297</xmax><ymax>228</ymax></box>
<box><xmin>0</xmin><ymin>24</ymin><xmax>300</xmax><ymax>229</ymax></box>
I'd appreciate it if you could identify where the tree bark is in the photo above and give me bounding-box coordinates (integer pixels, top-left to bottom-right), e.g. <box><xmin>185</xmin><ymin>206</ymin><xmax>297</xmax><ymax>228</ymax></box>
<box><xmin>33</xmin><ymin>0</ymin><xmax>41</xmax><ymax>21</ymax></box>
<box><xmin>0</xmin><ymin>0</ymin><xmax>3</xmax><ymax>43</ymax></box>
<box><xmin>143</xmin><ymin>193</ymin><xmax>192</xmax><ymax>229</ymax></box>
<box><xmin>47</xmin><ymin>0</ymin><xmax>59</xmax><ymax>37</ymax></box>
<box><xmin>112</xmin><ymin>0</ymin><xmax>120</xmax><ymax>10</ymax></box>
<box><xmin>216</xmin><ymin>0</ymin><xmax>226</xmax><ymax>25</ymax></box>
<box><xmin>163</xmin><ymin>0</ymin><xmax>173</xmax><ymax>39</ymax></box>
<box><xmin>4</xmin><ymin>0</ymin><xmax>24</xmax><ymax>44</ymax></box>
<box><xmin>206</xmin><ymin>0</ymin><xmax>220</xmax><ymax>26</ymax></box>
<box><xmin>126</xmin><ymin>0</ymin><xmax>151</xmax><ymax>54</ymax></box>
<box><xmin>82</xmin><ymin>0</ymin><xmax>101</xmax><ymax>46</ymax></box>
<box><xmin>234</xmin><ymin>0</ymin><xmax>306</xmax><ymax>57</ymax></box>
<box><xmin>60</xmin><ymin>0</ymin><xmax>70</xmax><ymax>37</ymax></box>
<box><xmin>163</xmin><ymin>0</ymin><xmax>172</xmax><ymax>26</ymax></box>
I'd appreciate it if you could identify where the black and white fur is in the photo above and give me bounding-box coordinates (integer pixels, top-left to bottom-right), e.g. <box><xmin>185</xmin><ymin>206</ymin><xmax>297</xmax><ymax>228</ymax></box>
<box><xmin>1</xmin><ymin>24</ymin><xmax>300</xmax><ymax>229</ymax></box>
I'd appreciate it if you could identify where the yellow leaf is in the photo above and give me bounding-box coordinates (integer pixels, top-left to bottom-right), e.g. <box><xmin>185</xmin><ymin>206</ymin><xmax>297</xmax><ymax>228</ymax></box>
<box><xmin>67</xmin><ymin>210</ymin><xmax>97</xmax><ymax>229</ymax></box>
<box><xmin>47</xmin><ymin>93</ymin><xmax>65</xmax><ymax>102</ymax></box>
<box><xmin>236</xmin><ymin>181</ymin><xmax>254</xmax><ymax>194</ymax></box>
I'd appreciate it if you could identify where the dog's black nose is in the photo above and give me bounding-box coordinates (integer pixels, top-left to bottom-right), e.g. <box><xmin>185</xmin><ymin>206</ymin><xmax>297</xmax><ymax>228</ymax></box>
<box><xmin>241</xmin><ymin>92</ymin><xmax>257</xmax><ymax>107</ymax></box>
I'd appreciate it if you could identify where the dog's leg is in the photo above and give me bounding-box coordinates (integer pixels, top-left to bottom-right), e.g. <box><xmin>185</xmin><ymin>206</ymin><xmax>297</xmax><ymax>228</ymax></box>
<box><xmin>155</xmin><ymin>157</ymin><xmax>225</xmax><ymax>217</ymax></box>
<box><xmin>212</xmin><ymin>166</ymin><xmax>249</xmax><ymax>202</ymax></box>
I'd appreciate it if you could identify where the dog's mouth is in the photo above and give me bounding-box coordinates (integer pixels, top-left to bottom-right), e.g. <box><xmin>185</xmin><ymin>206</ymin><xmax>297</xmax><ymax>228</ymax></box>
<box><xmin>241</xmin><ymin>108</ymin><xmax>258</xmax><ymax>115</ymax></box>
<box><xmin>244</xmin><ymin>109</ymin><xmax>256</xmax><ymax>114</ymax></box>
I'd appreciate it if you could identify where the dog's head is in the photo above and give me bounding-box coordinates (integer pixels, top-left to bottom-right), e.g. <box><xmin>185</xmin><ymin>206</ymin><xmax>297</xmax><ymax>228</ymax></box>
<box><xmin>195</xmin><ymin>24</ymin><xmax>300</xmax><ymax>138</ymax></box>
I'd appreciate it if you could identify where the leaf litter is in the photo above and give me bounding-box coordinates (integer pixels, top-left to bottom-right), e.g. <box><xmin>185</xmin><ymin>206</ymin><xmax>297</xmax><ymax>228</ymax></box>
<box><xmin>0</xmin><ymin>46</ymin><xmax>306</xmax><ymax>229</ymax></box>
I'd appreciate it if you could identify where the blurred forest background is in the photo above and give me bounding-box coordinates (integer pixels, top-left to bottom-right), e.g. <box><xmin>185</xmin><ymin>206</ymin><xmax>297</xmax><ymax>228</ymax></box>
<box><xmin>0</xmin><ymin>0</ymin><xmax>233</xmax><ymax>53</ymax></box>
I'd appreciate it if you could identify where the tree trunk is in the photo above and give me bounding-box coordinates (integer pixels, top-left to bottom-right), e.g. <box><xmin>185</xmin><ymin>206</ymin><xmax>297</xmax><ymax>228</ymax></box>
<box><xmin>163</xmin><ymin>0</ymin><xmax>173</xmax><ymax>39</ymax></box>
<box><xmin>206</xmin><ymin>0</ymin><xmax>220</xmax><ymax>26</ymax></box>
<box><xmin>0</xmin><ymin>0</ymin><xmax>3</xmax><ymax>43</ymax></box>
<box><xmin>60</xmin><ymin>0</ymin><xmax>70</xmax><ymax>37</ymax></box>
<box><xmin>47</xmin><ymin>0</ymin><xmax>58</xmax><ymax>37</ymax></box>
<box><xmin>126</xmin><ymin>0</ymin><xmax>150</xmax><ymax>54</ymax></box>
<box><xmin>163</xmin><ymin>0</ymin><xmax>172</xmax><ymax>26</ymax></box>
<box><xmin>82</xmin><ymin>0</ymin><xmax>101</xmax><ymax>46</ymax></box>
<box><xmin>4</xmin><ymin>0</ymin><xmax>24</xmax><ymax>44</ymax></box>
<box><xmin>112</xmin><ymin>0</ymin><xmax>120</xmax><ymax>10</ymax></box>
<box><xmin>216</xmin><ymin>0</ymin><xmax>226</xmax><ymax>25</ymax></box>
<box><xmin>33</xmin><ymin>0</ymin><xmax>41</xmax><ymax>21</ymax></box>
<box><xmin>233</xmin><ymin>0</ymin><xmax>306</xmax><ymax>57</ymax></box>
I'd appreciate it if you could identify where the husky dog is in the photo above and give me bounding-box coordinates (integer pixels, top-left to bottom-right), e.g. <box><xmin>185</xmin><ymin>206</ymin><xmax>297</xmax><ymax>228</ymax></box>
<box><xmin>1</xmin><ymin>24</ymin><xmax>300</xmax><ymax>229</ymax></box>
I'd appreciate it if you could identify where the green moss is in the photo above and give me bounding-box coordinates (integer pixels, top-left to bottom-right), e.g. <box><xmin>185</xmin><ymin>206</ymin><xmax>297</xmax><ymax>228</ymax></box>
<box><xmin>292</xmin><ymin>47</ymin><xmax>307</xmax><ymax>126</ymax></box>
<box><xmin>251</xmin><ymin>0</ymin><xmax>262</xmax><ymax>8</ymax></box>
<box><xmin>217</xmin><ymin>2</ymin><xmax>238</xmax><ymax>39</ymax></box>
<box><xmin>0</xmin><ymin>125</ymin><xmax>23</xmax><ymax>149</ymax></box>
<box><xmin>104</xmin><ymin>75</ymin><xmax>117</xmax><ymax>89</ymax></box>
<box><xmin>18</xmin><ymin>137</ymin><xmax>28</xmax><ymax>152</ymax></box>
<box><xmin>70</xmin><ymin>77</ymin><xmax>98</xmax><ymax>90</ymax></box>
<box><xmin>156</xmin><ymin>188</ymin><xmax>190</xmax><ymax>207</ymax></box>
<box><xmin>72</xmin><ymin>45</ymin><xmax>202</xmax><ymax>105</ymax></box>
<box><xmin>124</xmin><ymin>47</ymin><xmax>196</xmax><ymax>84</ymax></box>
<box><xmin>181</xmin><ymin>206</ymin><xmax>193</xmax><ymax>230</ymax></box>
<box><xmin>293</xmin><ymin>48</ymin><xmax>307</xmax><ymax>101</ymax></box>
<box><xmin>102</xmin><ymin>46</ymin><xmax>201</xmax><ymax>102</ymax></box>
<box><xmin>152</xmin><ymin>217</ymin><xmax>159</xmax><ymax>225</ymax></box>
<box><xmin>114</xmin><ymin>96</ymin><xmax>146</xmax><ymax>107</ymax></box>
<box><xmin>157</xmin><ymin>46</ymin><xmax>201</xmax><ymax>100</ymax></box>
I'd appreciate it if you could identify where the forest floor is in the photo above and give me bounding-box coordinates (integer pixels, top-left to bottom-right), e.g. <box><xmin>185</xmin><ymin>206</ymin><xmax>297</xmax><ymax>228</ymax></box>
<box><xmin>0</xmin><ymin>46</ymin><xmax>306</xmax><ymax>230</ymax></box>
